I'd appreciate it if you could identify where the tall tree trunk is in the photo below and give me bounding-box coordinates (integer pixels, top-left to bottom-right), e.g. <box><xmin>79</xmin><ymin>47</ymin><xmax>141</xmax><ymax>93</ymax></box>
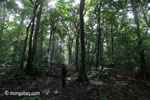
<box><xmin>47</xmin><ymin>19</ymin><xmax>55</xmax><ymax>53</ymax></box>
<box><xmin>111</xmin><ymin>24</ymin><xmax>114</xmax><ymax>63</ymax></box>
<box><xmin>26</xmin><ymin>20</ymin><xmax>35</xmax><ymax>74</ymax></box>
<box><xmin>87</xmin><ymin>39</ymin><xmax>91</xmax><ymax>69</ymax></box>
<box><xmin>0</xmin><ymin>23</ymin><xmax>4</xmax><ymax>43</ymax></box>
<box><xmin>21</xmin><ymin>18</ymin><xmax>34</xmax><ymax>69</ymax></box>
<box><xmin>39</xmin><ymin>25</ymin><xmax>44</xmax><ymax>67</ymax></box>
<box><xmin>90</xmin><ymin>46</ymin><xmax>97</xmax><ymax>70</ymax></box>
<box><xmin>32</xmin><ymin>3</ymin><xmax>43</xmax><ymax>61</ymax></box>
<box><xmin>74</xmin><ymin>23</ymin><xmax>80</xmax><ymax>71</ymax></box>
<box><xmin>96</xmin><ymin>1</ymin><xmax>102</xmax><ymax>68</ymax></box>
<box><xmin>47</xmin><ymin>21</ymin><xmax>56</xmax><ymax>72</ymax></box>
<box><xmin>96</xmin><ymin>33</ymin><xmax>100</xmax><ymax>68</ymax></box>
<box><xmin>77</xmin><ymin>0</ymin><xmax>89</xmax><ymax>83</ymax></box>
<box><xmin>75</xmin><ymin>32</ymin><xmax>79</xmax><ymax>71</ymax></box>
<box><xmin>26</xmin><ymin>1</ymin><xmax>43</xmax><ymax>75</ymax></box>
<box><xmin>131</xmin><ymin>0</ymin><xmax>150</xmax><ymax>80</ymax></box>
<box><xmin>50</xmin><ymin>34</ymin><xmax>55</xmax><ymax>72</ymax></box>
<box><xmin>68</xmin><ymin>38</ymin><xmax>73</xmax><ymax>65</ymax></box>
<box><xmin>0</xmin><ymin>16</ymin><xmax>7</xmax><ymax>44</ymax></box>
<box><xmin>22</xmin><ymin>1</ymin><xmax>38</xmax><ymax>70</ymax></box>
<box><xmin>47</xmin><ymin>23</ymin><xmax>54</xmax><ymax>70</ymax></box>
<box><xmin>105</xmin><ymin>24</ymin><xmax>108</xmax><ymax>48</ymax></box>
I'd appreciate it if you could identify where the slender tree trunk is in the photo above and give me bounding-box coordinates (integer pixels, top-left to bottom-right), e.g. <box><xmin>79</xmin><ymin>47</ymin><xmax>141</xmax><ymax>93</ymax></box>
<box><xmin>105</xmin><ymin>24</ymin><xmax>108</xmax><ymax>48</ymax></box>
<box><xmin>0</xmin><ymin>22</ymin><xmax>4</xmax><ymax>41</ymax></box>
<box><xmin>47</xmin><ymin>21</ymin><xmax>56</xmax><ymax>72</ymax></box>
<box><xmin>0</xmin><ymin>16</ymin><xmax>7</xmax><ymax>43</ymax></box>
<box><xmin>75</xmin><ymin>32</ymin><xmax>79</xmax><ymax>71</ymax></box>
<box><xmin>96</xmin><ymin>1</ymin><xmax>102</xmax><ymax>68</ymax></box>
<box><xmin>96</xmin><ymin>6</ymin><xmax>100</xmax><ymax>68</ymax></box>
<box><xmin>140</xmin><ymin>3</ymin><xmax>150</xmax><ymax>29</ymax></box>
<box><xmin>131</xmin><ymin>0</ymin><xmax>150</xmax><ymax>80</ymax></box>
<box><xmin>21</xmin><ymin>19</ymin><xmax>33</xmax><ymax>69</ymax></box>
<box><xmin>96</xmin><ymin>33</ymin><xmax>100</xmax><ymax>68</ymax></box>
<box><xmin>68</xmin><ymin>38</ymin><xmax>73</xmax><ymax>65</ymax></box>
<box><xmin>111</xmin><ymin>24</ymin><xmax>114</xmax><ymax>63</ymax></box>
<box><xmin>50</xmin><ymin>34</ymin><xmax>55</xmax><ymax>72</ymax></box>
<box><xmin>100</xmin><ymin>37</ymin><xmax>104</xmax><ymax>69</ymax></box>
<box><xmin>77</xmin><ymin>0</ymin><xmax>89</xmax><ymax>83</ymax></box>
<box><xmin>26</xmin><ymin>1</ymin><xmax>43</xmax><ymax>75</ymax></box>
<box><xmin>32</xmin><ymin>3</ymin><xmax>43</xmax><ymax>60</ymax></box>
<box><xmin>26</xmin><ymin>2</ymin><xmax>38</xmax><ymax>74</ymax></box>
<box><xmin>74</xmin><ymin>23</ymin><xmax>80</xmax><ymax>71</ymax></box>
<box><xmin>23</xmin><ymin>1</ymin><xmax>38</xmax><ymax>70</ymax></box>
<box><xmin>87</xmin><ymin>39</ymin><xmax>91</xmax><ymax>68</ymax></box>
<box><xmin>47</xmin><ymin>29</ymin><xmax>53</xmax><ymax>70</ymax></box>
<box><xmin>26</xmin><ymin>20</ymin><xmax>35</xmax><ymax>74</ymax></box>
<box><xmin>0</xmin><ymin>23</ymin><xmax>4</xmax><ymax>42</ymax></box>
<box><xmin>39</xmin><ymin>25</ymin><xmax>44</xmax><ymax>67</ymax></box>
<box><xmin>47</xmin><ymin>19</ymin><xmax>55</xmax><ymax>53</ymax></box>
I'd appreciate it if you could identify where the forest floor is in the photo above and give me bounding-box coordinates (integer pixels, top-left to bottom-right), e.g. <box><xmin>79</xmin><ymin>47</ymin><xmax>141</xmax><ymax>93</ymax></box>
<box><xmin>0</xmin><ymin>67</ymin><xmax>150</xmax><ymax>100</ymax></box>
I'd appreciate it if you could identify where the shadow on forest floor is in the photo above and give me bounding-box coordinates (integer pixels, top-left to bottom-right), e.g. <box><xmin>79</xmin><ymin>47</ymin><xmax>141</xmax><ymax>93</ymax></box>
<box><xmin>0</xmin><ymin>67</ymin><xmax>150</xmax><ymax>100</ymax></box>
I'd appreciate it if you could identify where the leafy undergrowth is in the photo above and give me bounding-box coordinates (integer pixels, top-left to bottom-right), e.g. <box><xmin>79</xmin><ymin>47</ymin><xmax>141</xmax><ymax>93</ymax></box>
<box><xmin>0</xmin><ymin>68</ymin><xmax>150</xmax><ymax>100</ymax></box>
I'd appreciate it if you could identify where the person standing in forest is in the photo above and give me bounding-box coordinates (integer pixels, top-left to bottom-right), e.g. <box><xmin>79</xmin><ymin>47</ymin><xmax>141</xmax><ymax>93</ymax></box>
<box><xmin>61</xmin><ymin>64</ymin><xmax>67</xmax><ymax>88</ymax></box>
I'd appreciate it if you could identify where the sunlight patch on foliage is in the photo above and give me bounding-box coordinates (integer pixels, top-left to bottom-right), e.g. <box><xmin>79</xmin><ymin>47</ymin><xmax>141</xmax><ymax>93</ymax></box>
<box><xmin>48</xmin><ymin>0</ymin><xmax>57</xmax><ymax>8</ymax></box>
<box><xmin>127</xmin><ymin>12</ymin><xmax>134</xmax><ymax>19</ymax></box>
<box><xmin>16</xmin><ymin>1</ymin><xmax>23</xmax><ymax>8</ymax></box>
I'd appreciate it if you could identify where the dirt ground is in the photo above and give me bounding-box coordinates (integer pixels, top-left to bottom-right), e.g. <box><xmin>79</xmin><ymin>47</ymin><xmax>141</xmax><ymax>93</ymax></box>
<box><xmin>0</xmin><ymin>67</ymin><xmax>150</xmax><ymax>100</ymax></box>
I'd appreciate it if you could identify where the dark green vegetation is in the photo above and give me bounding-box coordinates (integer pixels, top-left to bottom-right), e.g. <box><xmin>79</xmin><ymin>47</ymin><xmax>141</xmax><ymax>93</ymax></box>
<box><xmin>0</xmin><ymin>0</ymin><xmax>150</xmax><ymax>100</ymax></box>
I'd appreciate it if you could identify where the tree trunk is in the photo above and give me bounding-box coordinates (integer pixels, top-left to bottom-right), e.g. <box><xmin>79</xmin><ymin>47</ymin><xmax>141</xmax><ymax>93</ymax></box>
<box><xmin>75</xmin><ymin>32</ymin><xmax>79</xmax><ymax>71</ymax></box>
<box><xmin>0</xmin><ymin>16</ymin><xmax>7</xmax><ymax>44</ymax></box>
<box><xmin>68</xmin><ymin>37</ymin><xmax>73</xmax><ymax>65</ymax></box>
<box><xmin>39</xmin><ymin>25</ymin><xmax>44</xmax><ymax>67</ymax></box>
<box><xmin>96</xmin><ymin>1</ymin><xmax>102</xmax><ymax>68</ymax></box>
<box><xmin>111</xmin><ymin>24</ymin><xmax>114</xmax><ymax>63</ymax></box>
<box><xmin>47</xmin><ymin>23</ymin><xmax>54</xmax><ymax>70</ymax></box>
<box><xmin>105</xmin><ymin>24</ymin><xmax>108</xmax><ymax>48</ymax></box>
<box><xmin>76</xmin><ymin>0</ymin><xmax>89</xmax><ymax>83</ymax></box>
<box><xmin>50</xmin><ymin>34</ymin><xmax>55</xmax><ymax>72</ymax></box>
<box><xmin>25</xmin><ymin>1</ymin><xmax>39</xmax><ymax>72</ymax></box>
<box><xmin>26</xmin><ymin>1</ymin><xmax>43</xmax><ymax>75</ymax></box>
<box><xmin>47</xmin><ymin>19</ymin><xmax>55</xmax><ymax>53</ymax></box>
<box><xmin>0</xmin><ymin>23</ymin><xmax>4</xmax><ymax>43</ymax></box>
<box><xmin>21</xmin><ymin>18</ymin><xmax>33</xmax><ymax>69</ymax></box>
<box><xmin>47</xmin><ymin>20</ymin><xmax>56</xmax><ymax>72</ymax></box>
<box><xmin>131</xmin><ymin>0</ymin><xmax>150</xmax><ymax>80</ymax></box>
<box><xmin>87</xmin><ymin>39</ymin><xmax>91</xmax><ymax>69</ymax></box>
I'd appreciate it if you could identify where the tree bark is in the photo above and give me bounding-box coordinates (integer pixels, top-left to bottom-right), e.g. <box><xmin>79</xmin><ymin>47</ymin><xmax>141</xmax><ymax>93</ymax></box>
<box><xmin>39</xmin><ymin>25</ymin><xmax>44</xmax><ymax>67</ymax></box>
<box><xmin>22</xmin><ymin>1</ymin><xmax>38</xmax><ymax>70</ymax></box>
<box><xmin>96</xmin><ymin>1</ymin><xmax>102</xmax><ymax>69</ymax></box>
<box><xmin>76</xmin><ymin>0</ymin><xmax>89</xmax><ymax>83</ymax></box>
<box><xmin>111</xmin><ymin>24</ymin><xmax>114</xmax><ymax>63</ymax></box>
<box><xmin>50</xmin><ymin>34</ymin><xmax>55</xmax><ymax>72</ymax></box>
<box><xmin>47</xmin><ymin>19</ymin><xmax>55</xmax><ymax>53</ymax></box>
<box><xmin>21</xmin><ymin>18</ymin><xmax>33</xmax><ymax>69</ymax></box>
<box><xmin>75</xmin><ymin>32</ymin><xmax>79</xmax><ymax>71</ymax></box>
<box><xmin>26</xmin><ymin>1</ymin><xmax>43</xmax><ymax>75</ymax></box>
<box><xmin>131</xmin><ymin>0</ymin><xmax>150</xmax><ymax>80</ymax></box>
<box><xmin>68</xmin><ymin>37</ymin><xmax>73</xmax><ymax>64</ymax></box>
<box><xmin>0</xmin><ymin>16</ymin><xmax>7</xmax><ymax>44</ymax></box>
<box><xmin>74</xmin><ymin>23</ymin><xmax>80</xmax><ymax>71</ymax></box>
